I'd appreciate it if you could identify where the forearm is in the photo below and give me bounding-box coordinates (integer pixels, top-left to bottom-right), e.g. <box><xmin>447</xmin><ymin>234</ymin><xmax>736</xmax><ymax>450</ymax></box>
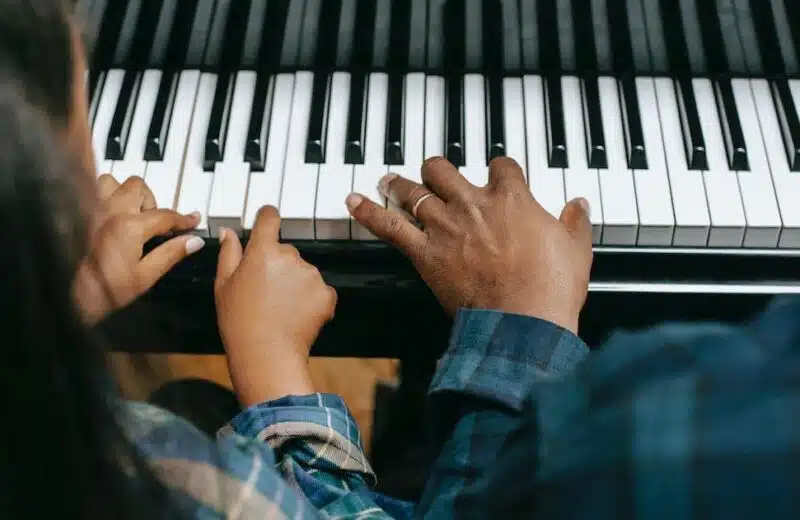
<box><xmin>224</xmin><ymin>347</ymin><xmax>315</xmax><ymax>407</ymax></box>
<box><xmin>417</xmin><ymin>308</ymin><xmax>590</xmax><ymax>517</ymax></box>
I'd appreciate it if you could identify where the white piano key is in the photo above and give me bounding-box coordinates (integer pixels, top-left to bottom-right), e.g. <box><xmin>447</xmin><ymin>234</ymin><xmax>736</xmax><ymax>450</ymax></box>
<box><xmin>693</xmin><ymin>78</ymin><xmax>746</xmax><ymax>247</ymax></box>
<box><xmin>111</xmin><ymin>69</ymin><xmax>161</xmax><ymax>184</ymax></box>
<box><xmin>424</xmin><ymin>75</ymin><xmax>446</xmax><ymax>158</ymax></box>
<box><xmin>207</xmin><ymin>71</ymin><xmax>257</xmax><ymax>237</ymax></box>
<box><xmin>174</xmin><ymin>73</ymin><xmax>217</xmax><ymax>236</ymax></box>
<box><xmin>597</xmin><ymin>76</ymin><xmax>639</xmax><ymax>245</ymax></box>
<box><xmin>502</xmin><ymin>77</ymin><xmax>527</xmax><ymax>181</ymax></box>
<box><xmin>562</xmin><ymin>75</ymin><xmax>603</xmax><ymax>244</ymax></box>
<box><xmin>393</xmin><ymin>73</ymin><xmax>426</xmax><ymax>182</ymax></box>
<box><xmin>315</xmin><ymin>72</ymin><xmax>353</xmax><ymax>239</ymax></box>
<box><xmin>91</xmin><ymin>69</ymin><xmax>125</xmax><ymax>176</ymax></box>
<box><xmin>89</xmin><ymin>71</ymin><xmax>105</xmax><ymax>127</ymax></box>
<box><xmin>145</xmin><ymin>71</ymin><xmax>200</xmax><ymax>211</ymax></box>
<box><xmin>352</xmin><ymin>73</ymin><xmax>389</xmax><ymax>240</ymax></box>
<box><xmin>280</xmin><ymin>71</ymin><xmax>318</xmax><ymax>239</ymax></box>
<box><xmin>243</xmin><ymin>73</ymin><xmax>294</xmax><ymax>230</ymax></box>
<box><xmin>653</xmin><ymin>78</ymin><xmax>710</xmax><ymax>246</ymax></box>
<box><xmin>523</xmin><ymin>75</ymin><xmax>565</xmax><ymax>218</ymax></box>
<box><xmin>751</xmin><ymin>79</ymin><xmax>800</xmax><ymax>248</ymax></box>
<box><xmin>633</xmin><ymin>77</ymin><xmax>675</xmax><ymax>246</ymax></box>
<box><xmin>460</xmin><ymin>74</ymin><xmax>489</xmax><ymax>187</ymax></box>
<box><xmin>730</xmin><ymin>79</ymin><xmax>781</xmax><ymax>247</ymax></box>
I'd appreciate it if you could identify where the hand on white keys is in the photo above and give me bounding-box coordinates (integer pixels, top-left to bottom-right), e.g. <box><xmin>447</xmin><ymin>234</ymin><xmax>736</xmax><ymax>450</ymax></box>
<box><xmin>74</xmin><ymin>175</ymin><xmax>206</xmax><ymax>325</ymax></box>
<box><xmin>346</xmin><ymin>156</ymin><xmax>593</xmax><ymax>335</ymax></box>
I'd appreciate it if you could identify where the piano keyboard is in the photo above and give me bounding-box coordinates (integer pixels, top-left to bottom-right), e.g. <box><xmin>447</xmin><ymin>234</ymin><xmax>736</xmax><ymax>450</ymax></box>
<box><xmin>83</xmin><ymin>0</ymin><xmax>800</xmax><ymax>249</ymax></box>
<box><xmin>89</xmin><ymin>68</ymin><xmax>800</xmax><ymax>248</ymax></box>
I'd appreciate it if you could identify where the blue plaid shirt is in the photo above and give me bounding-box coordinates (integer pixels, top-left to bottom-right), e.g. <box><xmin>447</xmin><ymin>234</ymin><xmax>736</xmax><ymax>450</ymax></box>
<box><xmin>122</xmin><ymin>296</ymin><xmax>800</xmax><ymax>518</ymax></box>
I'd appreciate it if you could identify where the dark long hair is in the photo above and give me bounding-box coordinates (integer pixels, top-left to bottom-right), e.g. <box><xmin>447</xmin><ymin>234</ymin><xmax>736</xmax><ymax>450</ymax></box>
<box><xmin>0</xmin><ymin>1</ymin><xmax>184</xmax><ymax>518</ymax></box>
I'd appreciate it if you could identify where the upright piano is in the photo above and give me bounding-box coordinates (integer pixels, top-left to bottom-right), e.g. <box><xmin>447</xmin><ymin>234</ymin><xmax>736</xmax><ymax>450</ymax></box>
<box><xmin>77</xmin><ymin>0</ymin><xmax>800</xmax><ymax>358</ymax></box>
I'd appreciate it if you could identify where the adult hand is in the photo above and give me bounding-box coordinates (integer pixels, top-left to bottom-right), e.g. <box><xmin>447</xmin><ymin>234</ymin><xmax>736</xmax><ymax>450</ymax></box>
<box><xmin>214</xmin><ymin>206</ymin><xmax>337</xmax><ymax>406</ymax></box>
<box><xmin>346</xmin><ymin>157</ymin><xmax>593</xmax><ymax>334</ymax></box>
<box><xmin>74</xmin><ymin>175</ymin><xmax>205</xmax><ymax>324</ymax></box>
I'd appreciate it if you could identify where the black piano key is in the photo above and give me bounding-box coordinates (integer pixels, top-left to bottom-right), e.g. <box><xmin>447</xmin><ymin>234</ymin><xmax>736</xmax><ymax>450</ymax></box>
<box><xmin>784</xmin><ymin>0</ymin><xmax>800</xmax><ymax>66</ymax></box>
<box><xmin>244</xmin><ymin>0</ymin><xmax>293</xmax><ymax>168</ymax></box>
<box><xmin>486</xmin><ymin>76</ymin><xmax>505</xmax><ymax>161</ymax></box>
<box><xmin>158</xmin><ymin>0</ymin><xmax>199</xmax><ymax>66</ymax></box>
<box><xmin>538</xmin><ymin>0</ymin><xmax>561</xmax><ymax>72</ymax></box>
<box><xmin>606</xmin><ymin>0</ymin><xmax>635</xmax><ymax>73</ymax></box>
<box><xmin>91</xmin><ymin>2</ymin><xmax>129</xmax><ymax>73</ymax></box>
<box><xmin>203</xmin><ymin>74</ymin><xmax>235</xmax><ymax>171</ymax></box>
<box><xmin>106</xmin><ymin>71</ymin><xmax>141</xmax><ymax>160</ymax></box>
<box><xmin>544</xmin><ymin>76</ymin><xmax>568</xmax><ymax>168</ymax></box>
<box><xmin>483</xmin><ymin>0</ymin><xmax>504</xmax><ymax>71</ymax></box>
<box><xmin>127</xmin><ymin>0</ymin><xmax>164</xmax><ymax>66</ymax></box>
<box><xmin>351</xmin><ymin>0</ymin><xmax>378</xmax><ymax>69</ymax></box>
<box><xmin>305</xmin><ymin>73</ymin><xmax>331</xmax><ymax>164</ymax></box>
<box><xmin>581</xmin><ymin>77</ymin><xmax>607</xmax><ymax>169</ymax></box>
<box><xmin>675</xmin><ymin>78</ymin><xmax>707</xmax><ymax>170</ymax></box>
<box><xmin>771</xmin><ymin>80</ymin><xmax>800</xmax><ymax>172</ymax></box>
<box><xmin>445</xmin><ymin>77</ymin><xmax>464</xmax><ymax>167</ymax></box>
<box><xmin>245</xmin><ymin>74</ymin><xmax>276</xmax><ymax>171</ymax></box>
<box><xmin>144</xmin><ymin>70</ymin><xmax>178</xmax><ymax>161</ymax></box>
<box><xmin>713</xmin><ymin>79</ymin><xmax>749</xmax><ymax>171</ymax></box>
<box><xmin>314</xmin><ymin>0</ymin><xmax>345</xmax><ymax>67</ymax></box>
<box><xmin>748</xmin><ymin>0</ymin><xmax>785</xmax><ymax>75</ymax></box>
<box><xmin>385</xmin><ymin>74</ymin><xmax>405</xmax><ymax>165</ymax></box>
<box><xmin>572</xmin><ymin>0</ymin><xmax>598</xmax><ymax>72</ymax></box>
<box><xmin>619</xmin><ymin>77</ymin><xmax>647</xmax><ymax>169</ymax></box>
<box><xmin>345</xmin><ymin>74</ymin><xmax>368</xmax><ymax>164</ymax></box>
<box><xmin>388</xmin><ymin>0</ymin><xmax>412</xmax><ymax>68</ymax></box>
<box><xmin>659</xmin><ymin>0</ymin><xmax>692</xmax><ymax>72</ymax></box>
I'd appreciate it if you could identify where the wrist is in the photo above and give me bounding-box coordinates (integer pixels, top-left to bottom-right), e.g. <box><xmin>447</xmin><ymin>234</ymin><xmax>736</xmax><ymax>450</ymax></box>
<box><xmin>223</xmin><ymin>343</ymin><xmax>315</xmax><ymax>407</ymax></box>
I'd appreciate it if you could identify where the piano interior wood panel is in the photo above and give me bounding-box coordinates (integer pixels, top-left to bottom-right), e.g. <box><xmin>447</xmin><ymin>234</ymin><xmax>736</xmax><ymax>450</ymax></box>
<box><xmin>679</xmin><ymin>0</ymin><xmax>707</xmax><ymax>74</ymax></box>
<box><xmin>335</xmin><ymin>0</ymin><xmax>357</xmax><ymax>68</ymax></box>
<box><xmin>591</xmin><ymin>0</ymin><xmax>613</xmax><ymax>74</ymax></box>
<box><xmin>769</xmin><ymin>0</ymin><xmax>799</xmax><ymax>75</ymax></box>
<box><xmin>731</xmin><ymin>0</ymin><xmax>762</xmax><ymax>76</ymax></box>
<box><xmin>185</xmin><ymin>0</ymin><xmax>217</xmax><ymax>67</ymax></box>
<box><xmin>241</xmin><ymin>0</ymin><xmax>268</xmax><ymax>68</ymax></box>
<box><xmin>201</xmin><ymin>0</ymin><xmax>230</xmax><ymax>67</ymax></box>
<box><xmin>500</xmin><ymin>0</ymin><xmax>522</xmax><ymax>72</ymax></box>
<box><xmin>520</xmin><ymin>0</ymin><xmax>539</xmax><ymax>70</ymax></box>
<box><xmin>373</xmin><ymin>0</ymin><xmax>392</xmax><ymax>69</ymax></box>
<box><xmin>629</xmin><ymin>0</ymin><xmax>659</xmax><ymax>74</ymax></box>
<box><xmin>557</xmin><ymin>0</ymin><xmax>576</xmax><ymax>72</ymax></box>
<box><xmin>716</xmin><ymin>0</ymin><xmax>748</xmax><ymax>75</ymax></box>
<box><xmin>280</xmin><ymin>0</ymin><xmax>307</xmax><ymax>67</ymax></box>
<box><xmin>298</xmin><ymin>0</ymin><xmax>322</xmax><ymax>68</ymax></box>
<box><xmin>113</xmin><ymin>0</ymin><xmax>144</xmax><ymax>66</ymax></box>
<box><xmin>426</xmin><ymin>0</ymin><xmax>447</xmax><ymax>70</ymax></box>
<box><xmin>639</xmin><ymin>0</ymin><xmax>669</xmax><ymax>74</ymax></box>
<box><xmin>464</xmin><ymin>0</ymin><xmax>482</xmax><ymax>70</ymax></box>
<box><xmin>409</xmin><ymin>0</ymin><xmax>428</xmax><ymax>70</ymax></box>
<box><xmin>149</xmin><ymin>0</ymin><xmax>178</xmax><ymax>66</ymax></box>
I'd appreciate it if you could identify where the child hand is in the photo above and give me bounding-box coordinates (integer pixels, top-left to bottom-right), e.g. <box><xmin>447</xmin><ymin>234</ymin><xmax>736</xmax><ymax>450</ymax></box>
<box><xmin>214</xmin><ymin>206</ymin><xmax>337</xmax><ymax>406</ymax></box>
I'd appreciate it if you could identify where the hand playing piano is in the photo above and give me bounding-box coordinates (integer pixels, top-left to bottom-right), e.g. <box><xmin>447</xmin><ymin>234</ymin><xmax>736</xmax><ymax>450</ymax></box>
<box><xmin>347</xmin><ymin>157</ymin><xmax>593</xmax><ymax>334</ymax></box>
<box><xmin>74</xmin><ymin>175</ymin><xmax>205</xmax><ymax>324</ymax></box>
<box><xmin>214</xmin><ymin>206</ymin><xmax>337</xmax><ymax>406</ymax></box>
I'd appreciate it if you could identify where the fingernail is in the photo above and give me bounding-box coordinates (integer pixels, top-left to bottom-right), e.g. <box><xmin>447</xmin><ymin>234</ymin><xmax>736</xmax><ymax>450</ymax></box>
<box><xmin>576</xmin><ymin>197</ymin><xmax>591</xmax><ymax>217</ymax></box>
<box><xmin>186</xmin><ymin>211</ymin><xmax>201</xmax><ymax>222</ymax></box>
<box><xmin>345</xmin><ymin>193</ymin><xmax>364</xmax><ymax>213</ymax></box>
<box><xmin>185</xmin><ymin>236</ymin><xmax>206</xmax><ymax>254</ymax></box>
<box><xmin>218</xmin><ymin>227</ymin><xmax>229</xmax><ymax>242</ymax></box>
<box><xmin>378</xmin><ymin>173</ymin><xmax>398</xmax><ymax>196</ymax></box>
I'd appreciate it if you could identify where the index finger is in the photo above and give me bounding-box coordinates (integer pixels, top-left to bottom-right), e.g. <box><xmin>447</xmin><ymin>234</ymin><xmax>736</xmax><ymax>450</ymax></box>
<box><xmin>132</xmin><ymin>209</ymin><xmax>200</xmax><ymax>240</ymax></box>
<box><xmin>246</xmin><ymin>206</ymin><xmax>282</xmax><ymax>251</ymax></box>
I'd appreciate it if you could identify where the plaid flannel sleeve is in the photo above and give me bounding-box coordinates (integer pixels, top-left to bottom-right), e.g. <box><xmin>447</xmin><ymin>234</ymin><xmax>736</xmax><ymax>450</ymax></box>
<box><xmin>416</xmin><ymin>308</ymin><xmax>590</xmax><ymax>519</ymax></box>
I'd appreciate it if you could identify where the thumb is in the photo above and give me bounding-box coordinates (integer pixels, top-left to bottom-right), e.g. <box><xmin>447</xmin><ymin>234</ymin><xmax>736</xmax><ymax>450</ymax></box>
<box><xmin>215</xmin><ymin>228</ymin><xmax>243</xmax><ymax>293</ymax></box>
<box><xmin>559</xmin><ymin>197</ymin><xmax>592</xmax><ymax>244</ymax></box>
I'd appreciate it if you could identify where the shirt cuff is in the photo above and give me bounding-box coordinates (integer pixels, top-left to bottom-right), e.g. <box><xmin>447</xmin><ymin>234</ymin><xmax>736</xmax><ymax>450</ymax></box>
<box><xmin>217</xmin><ymin>393</ymin><xmax>374</xmax><ymax>483</ymax></box>
<box><xmin>429</xmin><ymin>308</ymin><xmax>590</xmax><ymax>412</ymax></box>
